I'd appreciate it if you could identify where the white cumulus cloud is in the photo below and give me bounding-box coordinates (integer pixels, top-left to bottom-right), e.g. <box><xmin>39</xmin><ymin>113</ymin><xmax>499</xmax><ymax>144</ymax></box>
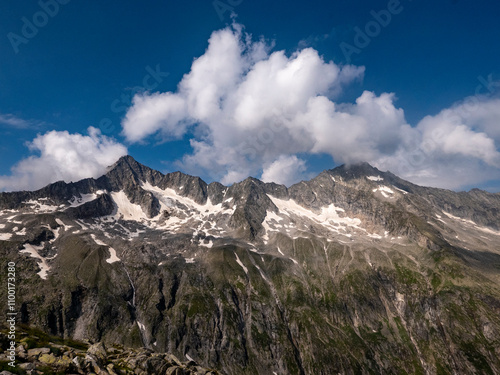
<box><xmin>122</xmin><ymin>23</ymin><xmax>368</xmax><ymax>183</ymax></box>
<box><xmin>261</xmin><ymin>155</ymin><xmax>307</xmax><ymax>186</ymax></box>
<box><xmin>0</xmin><ymin>127</ymin><xmax>127</xmax><ymax>192</ymax></box>
<box><xmin>121</xmin><ymin>22</ymin><xmax>500</xmax><ymax>190</ymax></box>
<box><xmin>375</xmin><ymin>96</ymin><xmax>500</xmax><ymax>189</ymax></box>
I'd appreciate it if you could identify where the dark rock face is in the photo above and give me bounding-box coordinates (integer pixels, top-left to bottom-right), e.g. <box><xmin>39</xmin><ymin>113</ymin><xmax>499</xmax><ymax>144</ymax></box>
<box><xmin>66</xmin><ymin>193</ymin><xmax>115</xmax><ymax>219</ymax></box>
<box><xmin>228</xmin><ymin>178</ymin><xmax>278</xmax><ymax>239</ymax></box>
<box><xmin>1</xmin><ymin>155</ymin><xmax>500</xmax><ymax>375</ymax></box>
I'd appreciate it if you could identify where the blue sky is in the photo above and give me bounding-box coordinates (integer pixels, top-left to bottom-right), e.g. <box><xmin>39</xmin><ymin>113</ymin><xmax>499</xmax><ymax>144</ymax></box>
<box><xmin>1</xmin><ymin>0</ymin><xmax>500</xmax><ymax>191</ymax></box>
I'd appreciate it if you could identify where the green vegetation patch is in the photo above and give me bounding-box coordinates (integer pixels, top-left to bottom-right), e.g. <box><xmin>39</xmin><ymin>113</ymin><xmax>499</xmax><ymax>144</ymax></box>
<box><xmin>16</xmin><ymin>324</ymin><xmax>88</xmax><ymax>351</ymax></box>
<box><xmin>459</xmin><ymin>341</ymin><xmax>495</xmax><ymax>375</ymax></box>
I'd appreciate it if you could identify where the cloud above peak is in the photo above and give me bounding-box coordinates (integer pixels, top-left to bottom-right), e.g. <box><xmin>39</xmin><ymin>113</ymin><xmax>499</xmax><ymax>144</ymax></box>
<box><xmin>122</xmin><ymin>23</ymin><xmax>500</xmax><ymax>190</ymax></box>
<box><xmin>122</xmin><ymin>23</ymin><xmax>366</xmax><ymax>182</ymax></box>
<box><xmin>376</xmin><ymin>96</ymin><xmax>500</xmax><ymax>189</ymax></box>
<box><xmin>261</xmin><ymin>155</ymin><xmax>307</xmax><ymax>186</ymax></box>
<box><xmin>0</xmin><ymin>127</ymin><xmax>127</xmax><ymax>192</ymax></box>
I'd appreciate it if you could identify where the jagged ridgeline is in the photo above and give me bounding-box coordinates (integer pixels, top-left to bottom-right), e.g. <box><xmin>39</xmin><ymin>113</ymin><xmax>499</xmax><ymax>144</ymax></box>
<box><xmin>1</xmin><ymin>155</ymin><xmax>500</xmax><ymax>374</ymax></box>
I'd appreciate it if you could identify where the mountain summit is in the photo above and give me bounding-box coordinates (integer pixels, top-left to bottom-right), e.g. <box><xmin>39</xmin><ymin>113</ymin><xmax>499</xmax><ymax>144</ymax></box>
<box><xmin>1</xmin><ymin>156</ymin><xmax>500</xmax><ymax>374</ymax></box>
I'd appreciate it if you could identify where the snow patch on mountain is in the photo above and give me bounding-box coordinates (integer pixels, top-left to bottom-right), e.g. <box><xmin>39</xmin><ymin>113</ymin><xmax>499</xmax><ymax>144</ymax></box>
<box><xmin>55</xmin><ymin>218</ymin><xmax>73</xmax><ymax>231</ymax></box>
<box><xmin>442</xmin><ymin>211</ymin><xmax>476</xmax><ymax>225</ymax></box>
<box><xmin>16</xmin><ymin>227</ymin><xmax>26</xmax><ymax>236</ymax></box>
<box><xmin>0</xmin><ymin>233</ymin><xmax>12</xmax><ymax>240</ymax></box>
<box><xmin>75</xmin><ymin>220</ymin><xmax>89</xmax><ymax>230</ymax></box>
<box><xmin>367</xmin><ymin>176</ymin><xmax>384</xmax><ymax>181</ymax></box>
<box><xmin>20</xmin><ymin>243</ymin><xmax>50</xmax><ymax>279</ymax></box>
<box><xmin>68</xmin><ymin>193</ymin><xmax>97</xmax><ymax>207</ymax></box>
<box><xmin>475</xmin><ymin>226</ymin><xmax>500</xmax><ymax>236</ymax></box>
<box><xmin>111</xmin><ymin>191</ymin><xmax>149</xmax><ymax>221</ymax></box>
<box><xmin>262</xmin><ymin>210</ymin><xmax>285</xmax><ymax>243</ymax></box>
<box><xmin>91</xmin><ymin>234</ymin><xmax>121</xmax><ymax>263</ymax></box>
<box><xmin>443</xmin><ymin>211</ymin><xmax>500</xmax><ymax>236</ymax></box>
<box><xmin>234</xmin><ymin>253</ymin><xmax>248</xmax><ymax>274</ymax></box>
<box><xmin>199</xmin><ymin>239</ymin><xmax>213</xmax><ymax>248</ymax></box>
<box><xmin>138</xmin><ymin>181</ymin><xmax>236</xmax><ymax>234</ymax></box>
<box><xmin>24</xmin><ymin>199</ymin><xmax>59</xmax><ymax>213</ymax></box>
<box><xmin>91</xmin><ymin>233</ymin><xmax>107</xmax><ymax>246</ymax></box>
<box><xmin>393</xmin><ymin>186</ymin><xmax>408</xmax><ymax>194</ymax></box>
<box><xmin>373</xmin><ymin>186</ymin><xmax>395</xmax><ymax>198</ymax></box>
<box><xmin>142</xmin><ymin>181</ymin><xmax>235</xmax><ymax>217</ymax></box>
<box><xmin>267</xmin><ymin>195</ymin><xmax>363</xmax><ymax>237</ymax></box>
<box><xmin>50</xmin><ymin>226</ymin><xmax>60</xmax><ymax>243</ymax></box>
<box><xmin>265</xmin><ymin>211</ymin><xmax>284</xmax><ymax>224</ymax></box>
<box><xmin>106</xmin><ymin>247</ymin><xmax>120</xmax><ymax>263</ymax></box>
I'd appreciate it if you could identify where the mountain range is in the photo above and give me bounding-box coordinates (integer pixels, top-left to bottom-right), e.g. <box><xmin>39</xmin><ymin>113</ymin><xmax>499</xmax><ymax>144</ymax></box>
<box><xmin>1</xmin><ymin>155</ymin><xmax>500</xmax><ymax>374</ymax></box>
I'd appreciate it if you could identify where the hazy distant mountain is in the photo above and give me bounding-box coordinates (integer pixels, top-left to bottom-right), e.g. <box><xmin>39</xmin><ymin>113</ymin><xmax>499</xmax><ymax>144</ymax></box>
<box><xmin>1</xmin><ymin>155</ymin><xmax>500</xmax><ymax>374</ymax></box>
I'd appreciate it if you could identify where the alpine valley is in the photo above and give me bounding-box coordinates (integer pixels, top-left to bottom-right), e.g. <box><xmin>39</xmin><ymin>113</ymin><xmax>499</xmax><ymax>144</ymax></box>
<box><xmin>1</xmin><ymin>155</ymin><xmax>500</xmax><ymax>375</ymax></box>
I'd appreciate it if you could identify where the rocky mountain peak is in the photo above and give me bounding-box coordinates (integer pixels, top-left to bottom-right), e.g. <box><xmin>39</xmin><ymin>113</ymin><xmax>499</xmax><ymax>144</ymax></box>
<box><xmin>105</xmin><ymin>155</ymin><xmax>155</xmax><ymax>187</ymax></box>
<box><xmin>328</xmin><ymin>161</ymin><xmax>384</xmax><ymax>180</ymax></box>
<box><xmin>106</xmin><ymin>154</ymin><xmax>140</xmax><ymax>173</ymax></box>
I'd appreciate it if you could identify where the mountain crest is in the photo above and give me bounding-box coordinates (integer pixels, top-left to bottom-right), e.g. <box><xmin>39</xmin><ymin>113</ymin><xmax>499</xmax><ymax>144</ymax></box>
<box><xmin>327</xmin><ymin>162</ymin><xmax>383</xmax><ymax>180</ymax></box>
<box><xmin>1</xmin><ymin>155</ymin><xmax>499</xmax><ymax>237</ymax></box>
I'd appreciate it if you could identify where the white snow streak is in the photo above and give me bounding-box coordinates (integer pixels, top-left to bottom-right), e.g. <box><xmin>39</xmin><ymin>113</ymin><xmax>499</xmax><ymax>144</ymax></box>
<box><xmin>68</xmin><ymin>193</ymin><xmax>97</xmax><ymax>207</ymax></box>
<box><xmin>91</xmin><ymin>234</ymin><xmax>121</xmax><ymax>263</ymax></box>
<box><xmin>23</xmin><ymin>199</ymin><xmax>59</xmax><ymax>212</ymax></box>
<box><xmin>443</xmin><ymin>211</ymin><xmax>500</xmax><ymax>236</ymax></box>
<box><xmin>372</xmin><ymin>186</ymin><xmax>395</xmax><ymax>198</ymax></box>
<box><xmin>20</xmin><ymin>243</ymin><xmax>50</xmax><ymax>279</ymax></box>
<box><xmin>137</xmin><ymin>321</ymin><xmax>146</xmax><ymax>333</ymax></box>
<box><xmin>393</xmin><ymin>186</ymin><xmax>408</xmax><ymax>194</ymax></box>
<box><xmin>367</xmin><ymin>176</ymin><xmax>384</xmax><ymax>181</ymax></box>
<box><xmin>55</xmin><ymin>218</ymin><xmax>73</xmax><ymax>231</ymax></box>
<box><xmin>234</xmin><ymin>253</ymin><xmax>248</xmax><ymax>274</ymax></box>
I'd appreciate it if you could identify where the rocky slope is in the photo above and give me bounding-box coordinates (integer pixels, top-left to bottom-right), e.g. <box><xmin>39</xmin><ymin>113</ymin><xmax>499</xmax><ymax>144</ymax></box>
<box><xmin>1</xmin><ymin>156</ymin><xmax>500</xmax><ymax>374</ymax></box>
<box><xmin>0</xmin><ymin>324</ymin><xmax>219</xmax><ymax>374</ymax></box>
